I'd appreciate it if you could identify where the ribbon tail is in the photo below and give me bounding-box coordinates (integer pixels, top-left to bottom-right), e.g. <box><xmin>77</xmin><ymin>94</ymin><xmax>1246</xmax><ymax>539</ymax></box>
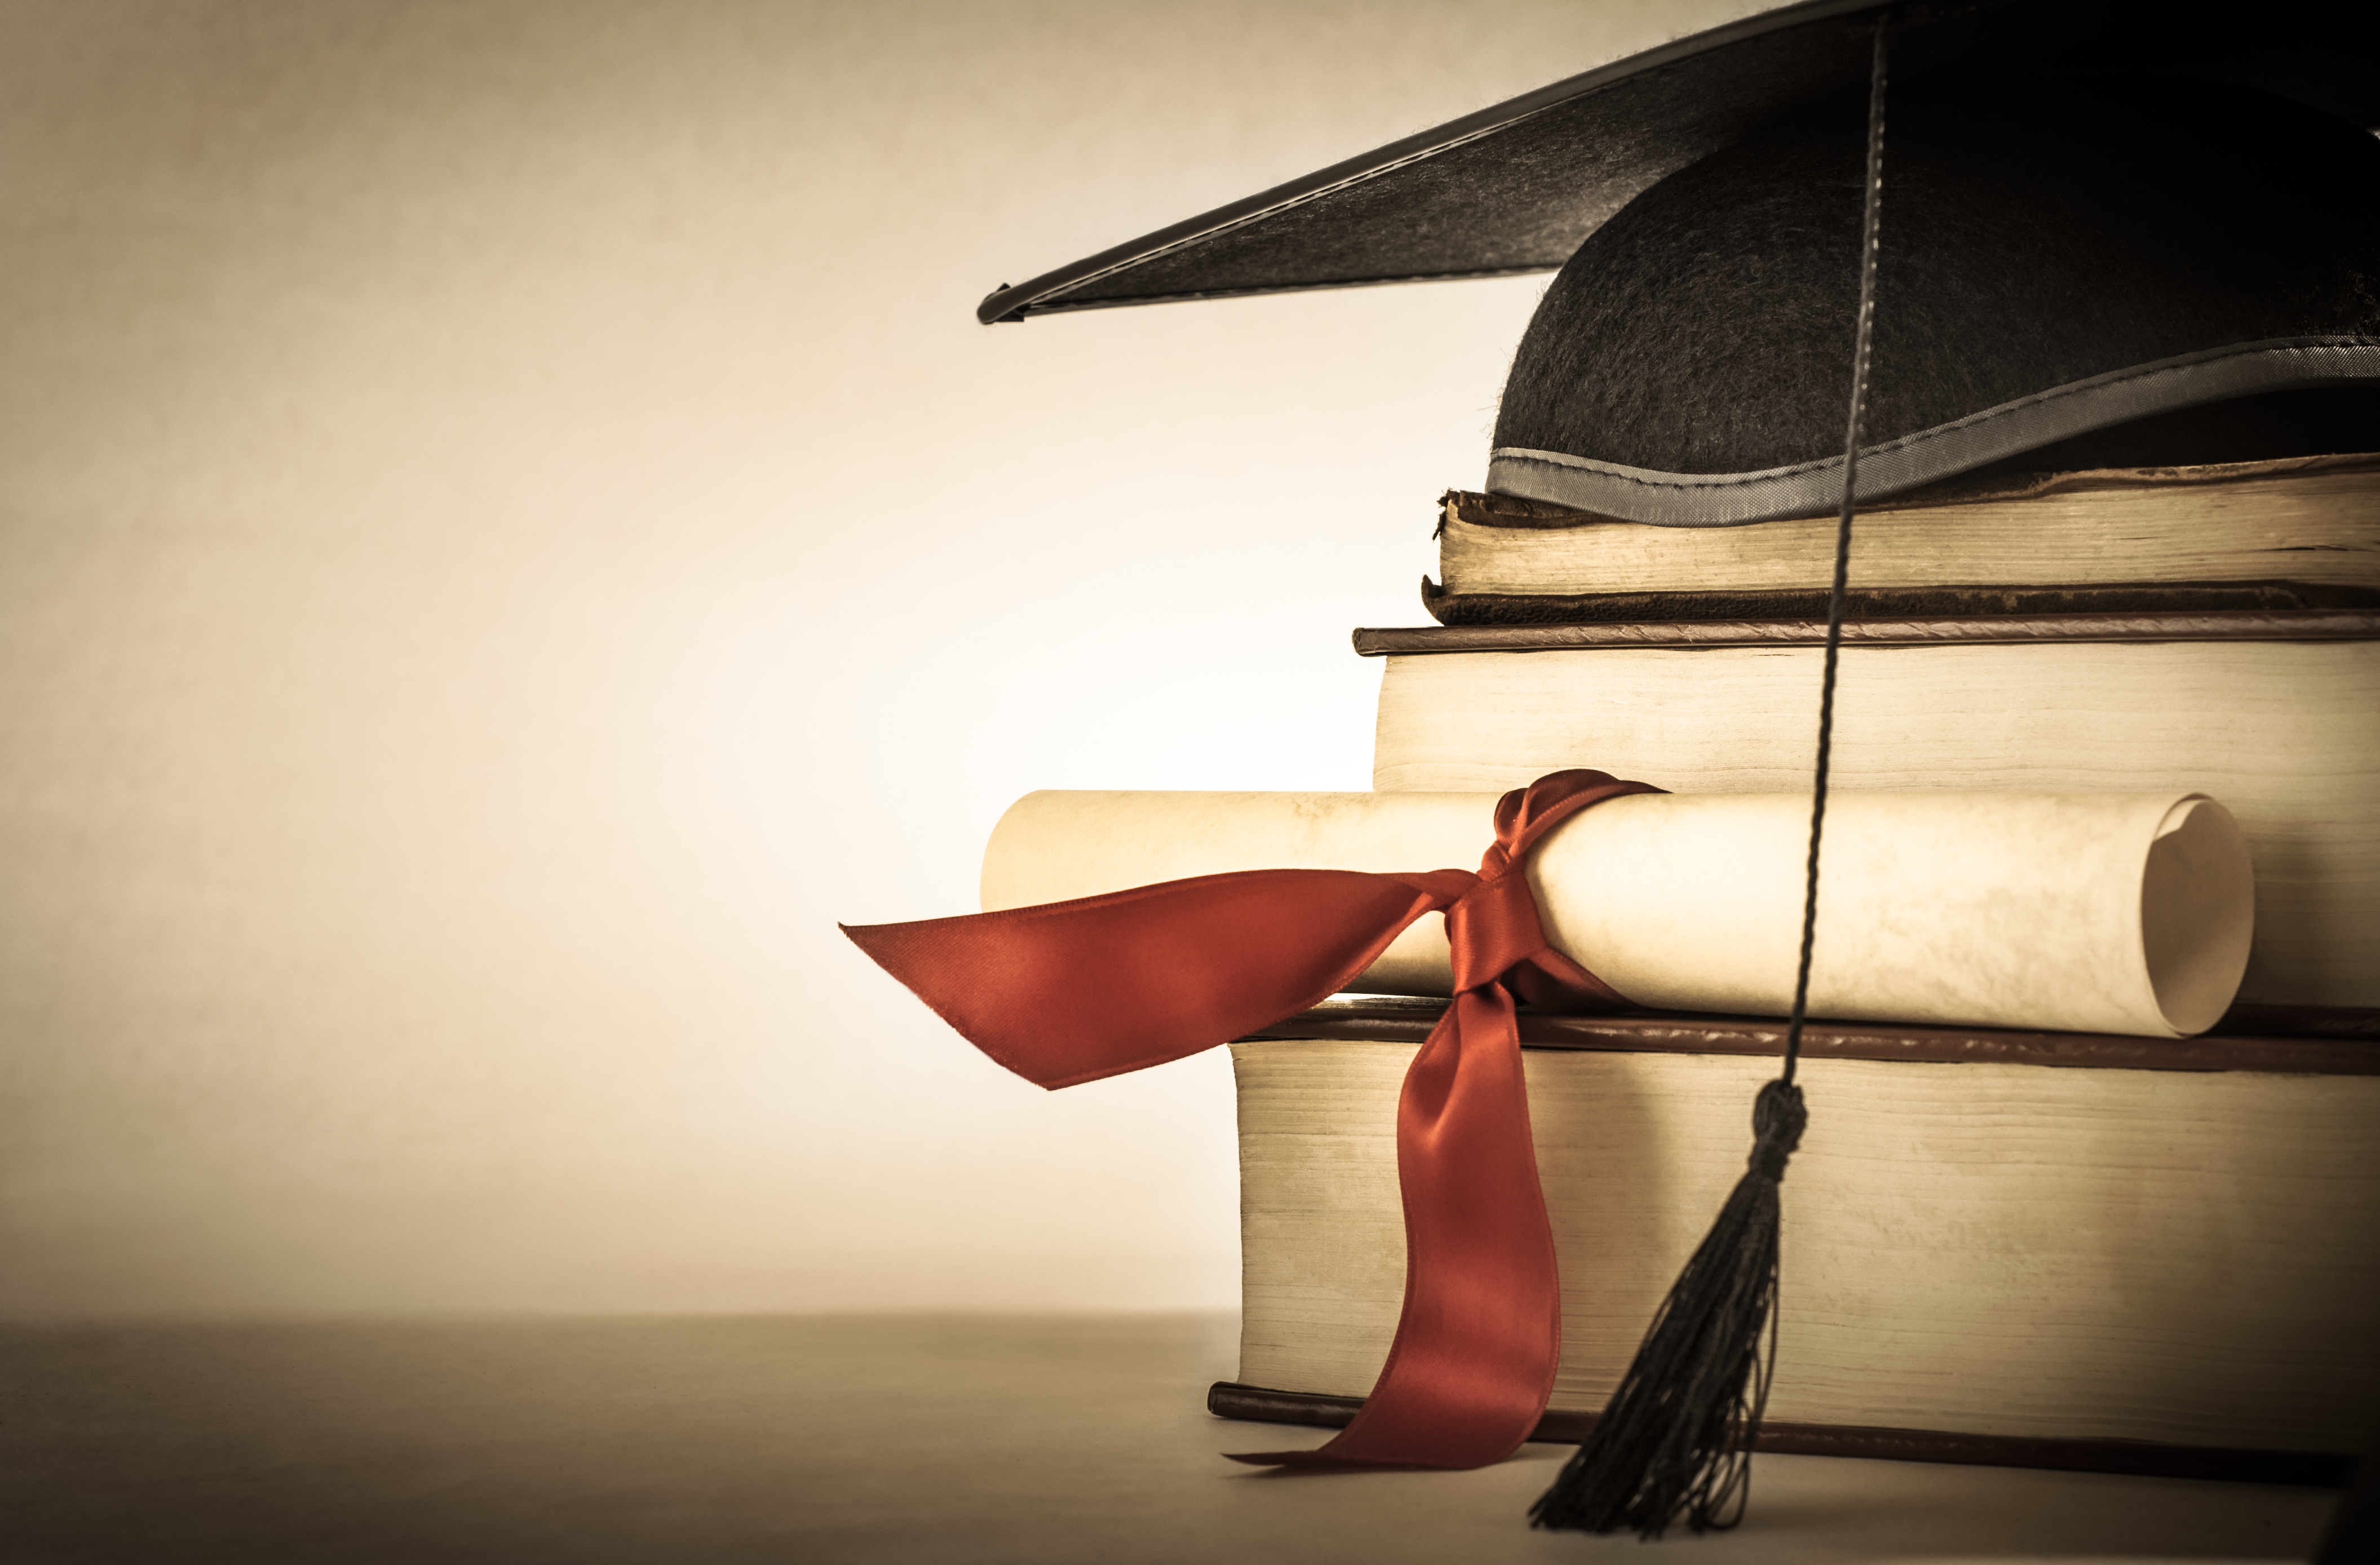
<box><xmin>843</xmin><ymin>868</ymin><xmax>1460</xmax><ymax>1090</ymax></box>
<box><xmin>1231</xmin><ymin>983</ymin><xmax>1560</xmax><ymax>1468</ymax></box>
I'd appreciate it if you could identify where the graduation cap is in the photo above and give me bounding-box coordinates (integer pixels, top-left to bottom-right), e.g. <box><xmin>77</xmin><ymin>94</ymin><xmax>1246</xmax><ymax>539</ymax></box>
<box><xmin>984</xmin><ymin>0</ymin><xmax>2380</xmax><ymax>524</ymax></box>
<box><xmin>966</xmin><ymin>0</ymin><xmax>2380</xmax><ymax>1540</ymax></box>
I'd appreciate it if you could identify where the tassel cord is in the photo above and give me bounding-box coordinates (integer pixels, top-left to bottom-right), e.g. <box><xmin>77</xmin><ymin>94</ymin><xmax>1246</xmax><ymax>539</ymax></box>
<box><xmin>1786</xmin><ymin>8</ymin><xmax>1890</xmax><ymax>1087</ymax></box>
<box><xmin>1529</xmin><ymin>11</ymin><xmax>1887</xmax><ymax>1538</ymax></box>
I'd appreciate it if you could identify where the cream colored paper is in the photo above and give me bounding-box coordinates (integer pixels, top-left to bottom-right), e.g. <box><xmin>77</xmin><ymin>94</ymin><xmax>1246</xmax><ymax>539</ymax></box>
<box><xmin>982</xmin><ymin>788</ymin><xmax>2253</xmax><ymax>1038</ymax></box>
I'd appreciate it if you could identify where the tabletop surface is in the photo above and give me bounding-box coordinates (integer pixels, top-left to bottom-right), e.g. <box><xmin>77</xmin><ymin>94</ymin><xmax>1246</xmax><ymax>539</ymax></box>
<box><xmin>0</xmin><ymin>1312</ymin><xmax>2346</xmax><ymax>1564</ymax></box>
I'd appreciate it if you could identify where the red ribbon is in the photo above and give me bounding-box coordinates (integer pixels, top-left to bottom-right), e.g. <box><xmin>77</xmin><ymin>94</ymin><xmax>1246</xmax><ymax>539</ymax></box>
<box><xmin>842</xmin><ymin>768</ymin><xmax>1661</xmax><ymax>1469</ymax></box>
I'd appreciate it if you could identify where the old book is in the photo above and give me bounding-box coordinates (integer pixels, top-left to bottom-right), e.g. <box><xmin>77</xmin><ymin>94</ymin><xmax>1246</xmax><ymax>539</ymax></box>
<box><xmin>1361</xmin><ymin>613</ymin><xmax>2380</xmax><ymax>1012</ymax></box>
<box><xmin>1218</xmin><ymin>998</ymin><xmax>2380</xmax><ymax>1482</ymax></box>
<box><xmin>1427</xmin><ymin>454</ymin><xmax>2380</xmax><ymax>626</ymax></box>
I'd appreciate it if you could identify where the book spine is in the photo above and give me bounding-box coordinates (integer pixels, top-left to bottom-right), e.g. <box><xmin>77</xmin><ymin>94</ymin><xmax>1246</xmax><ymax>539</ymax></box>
<box><xmin>1244</xmin><ymin>1001</ymin><xmax>2380</xmax><ymax>1073</ymax></box>
<box><xmin>1355</xmin><ymin>609</ymin><xmax>2380</xmax><ymax>656</ymax></box>
<box><xmin>1205</xmin><ymin>1383</ymin><xmax>2354</xmax><ymax>1486</ymax></box>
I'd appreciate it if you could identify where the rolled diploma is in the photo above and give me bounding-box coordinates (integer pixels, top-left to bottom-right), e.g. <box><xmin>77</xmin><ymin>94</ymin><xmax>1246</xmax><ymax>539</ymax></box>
<box><xmin>980</xmin><ymin>789</ymin><xmax>2254</xmax><ymax>1038</ymax></box>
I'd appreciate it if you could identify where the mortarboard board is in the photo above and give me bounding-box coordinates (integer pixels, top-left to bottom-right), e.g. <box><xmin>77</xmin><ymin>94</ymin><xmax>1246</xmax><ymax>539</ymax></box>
<box><xmin>979</xmin><ymin>0</ymin><xmax>2379</xmax><ymax>323</ymax></box>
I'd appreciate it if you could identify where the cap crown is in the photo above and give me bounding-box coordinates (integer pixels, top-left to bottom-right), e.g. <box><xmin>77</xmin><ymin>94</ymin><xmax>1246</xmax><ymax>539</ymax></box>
<box><xmin>1489</xmin><ymin>80</ymin><xmax>2380</xmax><ymax>521</ymax></box>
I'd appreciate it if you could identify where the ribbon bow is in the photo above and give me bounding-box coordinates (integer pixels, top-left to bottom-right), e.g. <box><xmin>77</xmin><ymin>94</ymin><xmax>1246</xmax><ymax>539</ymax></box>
<box><xmin>843</xmin><ymin>768</ymin><xmax>1661</xmax><ymax>1468</ymax></box>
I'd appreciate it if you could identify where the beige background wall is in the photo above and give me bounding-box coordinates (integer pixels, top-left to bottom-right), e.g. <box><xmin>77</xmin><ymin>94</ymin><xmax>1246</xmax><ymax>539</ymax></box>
<box><xmin>0</xmin><ymin>0</ymin><xmax>1759</xmax><ymax>1318</ymax></box>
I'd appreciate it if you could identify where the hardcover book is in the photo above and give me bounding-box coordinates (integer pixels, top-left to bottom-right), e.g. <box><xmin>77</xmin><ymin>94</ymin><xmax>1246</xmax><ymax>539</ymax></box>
<box><xmin>1216</xmin><ymin>998</ymin><xmax>2380</xmax><ymax>1483</ymax></box>
<box><xmin>1427</xmin><ymin>453</ymin><xmax>2380</xmax><ymax>626</ymax></box>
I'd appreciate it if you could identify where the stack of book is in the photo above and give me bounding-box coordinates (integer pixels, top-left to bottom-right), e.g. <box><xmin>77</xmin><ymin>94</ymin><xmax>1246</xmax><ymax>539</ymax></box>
<box><xmin>1214</xmin><ymin>451</ymin><xmax>2380</xmax><ymax>1481</ymax></box>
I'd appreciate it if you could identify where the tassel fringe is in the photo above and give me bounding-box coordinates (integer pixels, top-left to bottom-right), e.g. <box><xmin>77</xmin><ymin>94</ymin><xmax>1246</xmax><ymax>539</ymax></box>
<box><xmin>1528</xmin><ymin>1080</ymin><xmax>1807</xmax><ymax>1538</ymax></box>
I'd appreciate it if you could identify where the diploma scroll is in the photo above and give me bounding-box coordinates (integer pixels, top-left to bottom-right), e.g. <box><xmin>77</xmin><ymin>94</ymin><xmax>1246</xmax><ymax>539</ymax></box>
<box><xmin>983</xmin><ymin>789</ymin><xmax>2254</xmax><ymax>1038</ymax></box>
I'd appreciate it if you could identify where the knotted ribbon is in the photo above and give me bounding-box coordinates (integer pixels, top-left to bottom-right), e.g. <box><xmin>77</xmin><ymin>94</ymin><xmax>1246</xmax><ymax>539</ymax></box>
<box><xmin>842</xmin><ymin>768</ymin><xmax>1662</xmax><ymax>1469</ymax></box>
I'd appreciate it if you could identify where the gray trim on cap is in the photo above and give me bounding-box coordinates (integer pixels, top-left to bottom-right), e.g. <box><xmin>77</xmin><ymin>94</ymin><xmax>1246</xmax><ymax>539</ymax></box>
<box><xmin>1487</xmin><ymin>337</ymin><xmax>2380</xmax><ymax>527</ymax></box>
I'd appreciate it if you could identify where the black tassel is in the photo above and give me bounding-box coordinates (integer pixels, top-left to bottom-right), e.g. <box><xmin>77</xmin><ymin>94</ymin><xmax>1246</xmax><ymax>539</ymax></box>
<box><xmin>1531</xmin><ymin>8</ymin><xmax>1888</xmax><ymax>1539</ymax></box>
<box><xmin>1527</xmin><ymin>1080</ymin><xmax>1806</xmax><ymax>1537</ymax></box>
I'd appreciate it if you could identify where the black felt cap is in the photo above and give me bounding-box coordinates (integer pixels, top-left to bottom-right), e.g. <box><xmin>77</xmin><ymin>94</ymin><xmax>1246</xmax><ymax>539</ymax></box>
<box><xmin>981</xmin><ymin>0</ymin><xmax>2380</xmax><ymax>520</ymax></box>
<box><xmin>1489</xmin><ymin>76</ymin><xmax>2380</xmax><ymax>522</ymax></box>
